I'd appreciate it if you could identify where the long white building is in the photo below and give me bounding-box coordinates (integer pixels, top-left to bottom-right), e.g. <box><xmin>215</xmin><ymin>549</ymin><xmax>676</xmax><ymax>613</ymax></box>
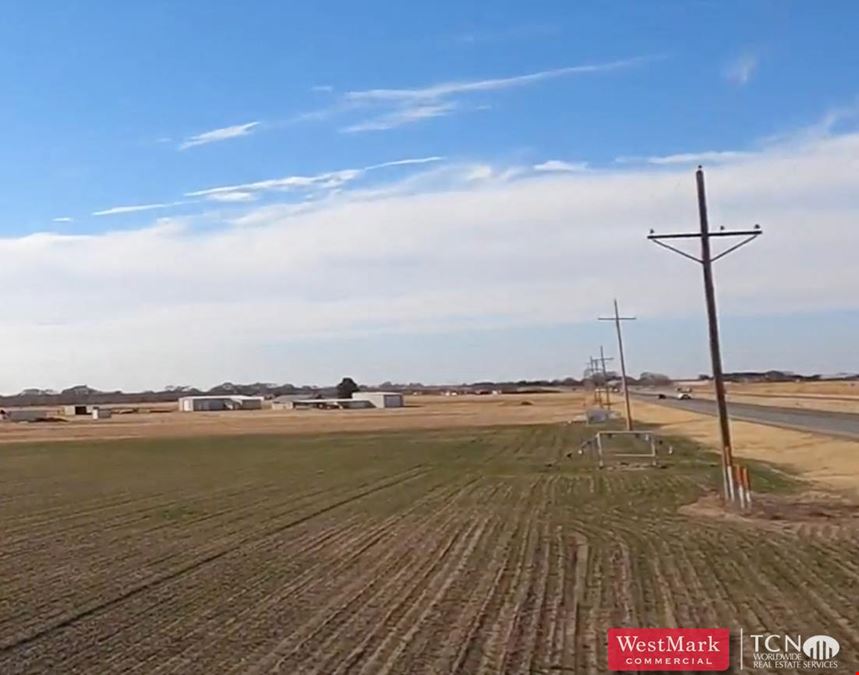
<box><xmin>178</xmin><ymin>395</ymin><xmax>264</xmax><ymax>412</ymax></box>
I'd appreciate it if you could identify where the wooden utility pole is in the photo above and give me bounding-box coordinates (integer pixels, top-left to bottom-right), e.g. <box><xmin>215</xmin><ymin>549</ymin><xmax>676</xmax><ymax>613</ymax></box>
<box><xmin>598</xmin><ymin>346</ymin><xmax>613</xmax><ymax>411</ymax></box>
<box><xmin>599</xmin><ymin>299</ymin><xmax>636</xmax><ymax>430</ymax></box>
<box><xmin>587</xmin><ymin>357</ymin><xmax>602</xmax><ymax>406</ymax></box>
<box><xmin>647</xmin><ymin>166</ymin><xmax>762</xmax><ymax>504</ymax></box>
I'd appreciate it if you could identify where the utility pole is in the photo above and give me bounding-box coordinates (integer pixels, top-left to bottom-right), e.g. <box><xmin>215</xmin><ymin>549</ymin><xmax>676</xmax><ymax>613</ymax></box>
<box><xmin>586</xmin><ymin>357</ymin><xmax>602</xmax><ymax>406</ymax></box>
<box><xmin>599</xmin><ymin>299</ymin><xmax>636</xmax><ymax>430</ymax></box>
<box><xmin>647</xmin><ymin>166</ymin><xmax>762</xmax><ymax>504</ymax></box>
<box><xmin>598</xmin><ymin>346</ymin><xmax>613</xmax><ymax>412</ymax></box>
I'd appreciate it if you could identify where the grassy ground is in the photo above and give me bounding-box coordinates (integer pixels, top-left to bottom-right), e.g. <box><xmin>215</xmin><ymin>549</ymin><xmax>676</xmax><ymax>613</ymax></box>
<box><xmin>1</xmin><ymin>423</ymin><xmax>857</xmax><ymax>674</ymax></box>
<box><xmin>633</xmin><ymin>399</ymin><xmax>859</xmax><ymax>498</ymax></box>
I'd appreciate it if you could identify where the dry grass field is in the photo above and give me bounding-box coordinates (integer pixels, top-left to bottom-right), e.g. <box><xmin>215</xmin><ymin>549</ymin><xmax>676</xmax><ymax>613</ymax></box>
<box><xmin>632</xmin><ymin>398</ymin><xmax>859</xmax><ymax>498</ymax></box>
<box><xmin>719</xmin><ymin>381</ymin><xmax>859</xmax><ymax>414</ymax></box>
<box><xmin>0</xmin><ymin>393</ymin><xmax>588</xmax><ymax>445</ymax></box>
<box><xmin>2</xmin><ymin>422</ymin><xmax>858</xmax><ymax>673</ymax></box>
<box><xmin>727</xmin><ymin>381</ymin><xmax>859</xmax><ymax>397</ymax></box>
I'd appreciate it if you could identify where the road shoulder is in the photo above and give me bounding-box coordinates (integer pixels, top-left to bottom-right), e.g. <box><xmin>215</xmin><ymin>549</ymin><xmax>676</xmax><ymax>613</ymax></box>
<box><xmin>633</xmin><ymin>400</ymin><xmax>859</xmax><ymax>499</ymax></box>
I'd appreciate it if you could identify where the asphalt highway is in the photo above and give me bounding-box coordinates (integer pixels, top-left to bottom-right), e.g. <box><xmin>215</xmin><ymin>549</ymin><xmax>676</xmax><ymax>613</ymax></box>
<box><xmin>632</xmin><ymin>392</ymin><xmax>859</xmax><ymax>441</ymax></box>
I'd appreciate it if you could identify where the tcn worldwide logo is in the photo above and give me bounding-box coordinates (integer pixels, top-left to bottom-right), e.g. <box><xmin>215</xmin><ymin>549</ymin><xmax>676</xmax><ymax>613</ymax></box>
<box><xmin>608</xmin><ymin>628</ymin><xmax>730</xmax><ymax>671</ymax></box>
<box><xmin>741</xmin><ymin>631</ymin><xmax>841</xmax><ymax>670</ymax></box>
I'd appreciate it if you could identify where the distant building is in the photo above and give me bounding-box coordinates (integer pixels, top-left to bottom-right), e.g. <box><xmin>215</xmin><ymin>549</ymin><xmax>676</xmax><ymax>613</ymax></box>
<box><xmin>1</xmin><ymin>409</ymin><xmax>54</xmax><ymax>422</ymax></box>
<box><xmin>353</xmin><ymin>392</ymin><xmax>404</xmax><ymax>408</ymax></box>
<box><xmin>178</xmin><ymin>395</ymin><xmax>264</xmax><ymax>412</ymax></box>
<box><xmin>273</xmin><ymin>392</ymin><xmax>404</xmax><ymax>410</ymax></box>
<box><xmin>286</xmin><ymin>398</ymin><xmax>374</xmax><ymax>410</ymax></box>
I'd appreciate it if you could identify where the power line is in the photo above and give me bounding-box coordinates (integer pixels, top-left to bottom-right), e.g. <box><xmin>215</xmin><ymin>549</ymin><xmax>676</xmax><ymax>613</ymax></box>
<box><xmin>647</xmin><ymin>166</ymin><xmax>762</xmax><ymax>504</ymax></box>
<box><xmin>599</xmin><ymin>299</ymin><xmax>636</xmax><ymax>430</ymax></box>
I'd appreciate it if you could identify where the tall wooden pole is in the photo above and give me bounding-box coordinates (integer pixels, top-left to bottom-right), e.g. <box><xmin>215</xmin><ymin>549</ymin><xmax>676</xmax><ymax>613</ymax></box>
<box><xmin>600</xmin><ymin>300</ymin><xmax>636</xmax><ymax>430</ymax></box>
<box><xmin>696</xmin><ymin>168</ymin><xmax>735</xmax><ymax>502</ymax></box>
<box><xmin>647</xmin><ymin>166</ymin><xmax>762</xmax><ymax>504</ymax></box>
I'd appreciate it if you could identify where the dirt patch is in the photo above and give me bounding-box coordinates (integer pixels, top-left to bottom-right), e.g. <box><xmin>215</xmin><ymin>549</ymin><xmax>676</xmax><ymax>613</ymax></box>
<box><xmin>680</xmin><ymin>491</ymin><xmax>859</xmax><ymax>537</ymax></box>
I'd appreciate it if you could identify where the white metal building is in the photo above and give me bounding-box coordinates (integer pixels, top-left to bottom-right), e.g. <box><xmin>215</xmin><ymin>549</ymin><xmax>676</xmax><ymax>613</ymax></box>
<box><xmin>284</xmin><ymin>398</ymin><xmax>374</xmax><ymax>410</ymax></box>
<box><xmin>353</xmin><ymin>392</ymin><xmax>404</xmax><ymax>408</ymax></box>
<box><xmin>178</xmin><ymin>395</ymin><xmax>264</xmax><ymax>412</ymax></box>
<box><xmin>1</xmin><ymin>409</ymin><xmax>54</xmax><ymax>422</ymax></box>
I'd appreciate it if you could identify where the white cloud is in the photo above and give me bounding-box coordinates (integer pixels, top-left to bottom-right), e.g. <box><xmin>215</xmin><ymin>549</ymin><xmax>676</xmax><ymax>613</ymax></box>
<box><xmin>345</xmin><ymin>58</ymin><xmax>649</xmax><ymax>103</ymax></box>
<box><xmin>186</xmin><ymin>170</ymin><xmax>362</xmax><ymax>199</ymax></box>
<box><xmin>311</xmin><ymin>84</ymin><xmax>334</xmax><ymax>93</ymax></box>
<box><xmin>92</xmin><ymin>202</ymin><xmax>181</xmax><ymax>217</ymax></box>
<box><xmin>186</xmin><ymin>156</ymin><xmax>444</xmax><ymax>200</ymax></box>
<box><xmin>366</xmin><ymin>156</ymin><xmax>445</xmax><ymax>170</ymax></box>
<box><xmin>617</xmin><ymin>150</ymin><xmax>755</xmax><ymax>166</ymax></box>
<box><xmin>205</xmin><ymin>191</ymin><xmax>257</xmax><ymax>203</ymax></box>
<box><xmin>1</xmin><ymin>126</ymin><xmax>857</xmax><ymax>390</ymax></box>
<box><xmin>178</xmin><ymin>122</ymin><xmax>261</xmax><ymax>150</ymax></box>
<box><xmin>337</xmin><ymin>57</ymin><xmax>653</xmax><ymax>132</ymax></box>
<box><xmin>52</xmin><ymin>217</ymin><xmax>74</xmax><ymax>223</ymax></box>
<box><xmin>724</xmin><ymin>53</ymin><xmax>758</xmax><ymax>86</ymax></box>
<box><xmin>533</xmin><ymin>160</ymin><xmax>588</xmax><ymax>172</ymax></box>
<box><xmin>342</xmin><ymin>102</ymin><xmax>458</xmax><ymax>132</ymax></box>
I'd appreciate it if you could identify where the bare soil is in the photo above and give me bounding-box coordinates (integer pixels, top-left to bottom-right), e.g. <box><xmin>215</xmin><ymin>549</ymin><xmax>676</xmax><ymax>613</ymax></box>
<box><xmin>1</xmin><ymin>424</ymin><xmax>858</xmax><ymax>673</ymax></box>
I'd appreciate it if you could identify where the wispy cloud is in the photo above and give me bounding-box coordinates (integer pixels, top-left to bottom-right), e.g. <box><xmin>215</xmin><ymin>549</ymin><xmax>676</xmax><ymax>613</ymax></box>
<box><xmin>452</xmin><ymin>24</ymin><xmax>560</xmax><ymax>45</ymax></box>
<box><xmin>178</xmin><ymin>121</ymin><xmax>261</xmax><ymax>150</ymax></box>
<box><xmin>338</xmin><ymin>57</ymin><xmax>654</xmax><ymax>133</ymax></box>
<box><xmin>341</xmin><ymin>102</ymin><xmax>458</xmax><ymax>132</ymax></box>
<box><xmin>761</xmin><ymin>100</ymin><xmax>859</xmax><ymax>146</ymax></box>
<box><xmin>724</xmin><ymin>53</ymin><xmax>758</xmax><ymax>86</ymax></box>
<box><xmin>92</xmin><ymin>202</ymin><xmax>182</xmax><ymax>217</ymax></box>
<box><xmin>52</xmin><ymin>216</ymin><xmax>74</xmax><ymax>223</ymax></box>
<box><xmin>366</xmin><ymin>156</ymin><xmax>445</xmax><ymax>170</ymax></box>
<box><xmin>186</xmin><ymin>156</ymin><xmax>444</xmax><ymax>201</ymax></box>
<box><xmin>616</xmin><ymin>150</ymin><xmax>754</xmax><ymax>166</ymax></box>
<box><xmin>533</xmin><ymin>160</ymin><xmax>588</xmax><ymax>172</ymax></box>
<box><xmin>311</xmin><ymin>84</ymin><xmax>334</xmax><ymax>93</ymax></box>
<box><xmin>205</xmin><ymin>191</ymin><xmax>257</xmax><ymax>203</ymax></box>
<box><xmin>345</xmin><ymin>58</ymin><xmax>651</xmax><ymax>103</ymax></box>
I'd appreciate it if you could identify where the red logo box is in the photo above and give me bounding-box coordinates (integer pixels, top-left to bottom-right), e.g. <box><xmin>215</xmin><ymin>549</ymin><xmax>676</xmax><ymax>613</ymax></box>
<box><xmin>608</xmin><ymin>628</ymin><xmax>730</xmax><ymax>671</ymax></box>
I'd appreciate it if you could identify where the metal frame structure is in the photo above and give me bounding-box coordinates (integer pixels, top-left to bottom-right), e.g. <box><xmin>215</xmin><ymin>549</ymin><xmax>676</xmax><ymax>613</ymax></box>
<box><xmin>580</xmin><ymin>430</ymin><xmax>669</xmax><ymax>468</ymax></box>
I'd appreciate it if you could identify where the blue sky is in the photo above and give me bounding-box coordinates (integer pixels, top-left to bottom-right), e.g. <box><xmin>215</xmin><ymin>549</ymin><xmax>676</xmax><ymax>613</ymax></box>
<box><xmin>0</xmin><ymin>1</ymin><xmax>857</xmax><ymax>390</ymax></box>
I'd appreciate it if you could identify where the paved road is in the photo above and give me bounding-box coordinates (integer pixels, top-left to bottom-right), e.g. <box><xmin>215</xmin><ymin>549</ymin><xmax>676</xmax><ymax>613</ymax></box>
<box><xmin>632</xmin><ymin>393</ymin><xmax>859</xmax><ymax>441</ymax></box>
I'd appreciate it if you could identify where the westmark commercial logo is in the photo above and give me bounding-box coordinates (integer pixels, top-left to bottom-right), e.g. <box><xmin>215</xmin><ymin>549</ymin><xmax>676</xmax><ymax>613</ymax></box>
<box><xmin>608</xmin><ymin>628</ymin><xmax>729</xmax><ymax>671</ymax></box>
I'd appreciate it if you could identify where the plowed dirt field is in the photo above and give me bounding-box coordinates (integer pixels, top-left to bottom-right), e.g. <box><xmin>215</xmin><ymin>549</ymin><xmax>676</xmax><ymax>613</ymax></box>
<box><xmin>1</xmin><ymin>424</ymin><xmax>857</xmax><ymax>673</ymax></box>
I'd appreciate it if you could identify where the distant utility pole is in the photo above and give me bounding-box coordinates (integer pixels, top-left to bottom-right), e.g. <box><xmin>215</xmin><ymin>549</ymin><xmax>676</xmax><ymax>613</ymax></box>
<box><xmin>647</xmin><ymin>166</ymin><xmax>762</xmax><ymax>504</ymax></box>
<box><xmin>586</xmin><ymin>357</ymin><xmax>603</xmax><ymax>406</ymax></box>
<box><xmin>599</xmin><ymin>299</ymin><xmax>636</xmax><ymax>430</ymax></box>
<box><xmin>598</xmin><ymin>346</ymin><xmax>614</xmax><ymax>411</ymax></box>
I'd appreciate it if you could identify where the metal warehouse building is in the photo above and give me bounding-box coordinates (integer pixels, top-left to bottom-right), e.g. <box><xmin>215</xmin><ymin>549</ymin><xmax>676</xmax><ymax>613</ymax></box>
<box><xmin>273</xmin><ymin>392</ymin><xmax>404</xmax><ymax>410</ymax></box>
<box><xmin>353</xmin><ymin>392</ymin><xmax>404</xmax><ymax>408</ymax></box>
<box><xmin>178</xmin><ymin>395</ymin><xmax>264</xmax><ymax>412</ymax></box>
